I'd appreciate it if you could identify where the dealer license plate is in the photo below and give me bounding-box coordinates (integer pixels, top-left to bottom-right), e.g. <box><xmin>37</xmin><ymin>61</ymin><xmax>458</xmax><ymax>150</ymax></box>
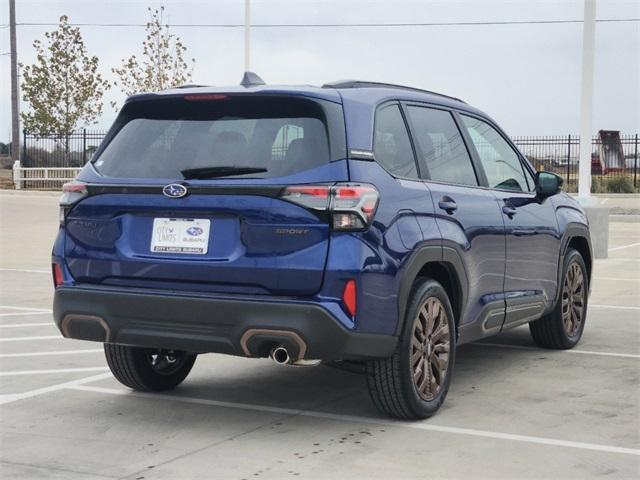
<box><xmin>150</xmin><ymin>218</ymin><xmax>210</xmax><ymax>254</ymax></box>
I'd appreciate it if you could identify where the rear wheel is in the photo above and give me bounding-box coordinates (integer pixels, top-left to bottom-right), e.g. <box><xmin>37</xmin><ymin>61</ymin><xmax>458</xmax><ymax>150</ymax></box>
<box><xmin>366</xmin><ymin>278</ymin><xmax>456</xmax><ymax>419</ymax></box>
<box><xmin>529</xmin><ymin>248</ymin><xmax>588</xmax><ymax>349</ymax></box>
<box><xmin>104</xmin><ymin>344</ymin><xmax>197</xmax><ymax>392</ymax></box>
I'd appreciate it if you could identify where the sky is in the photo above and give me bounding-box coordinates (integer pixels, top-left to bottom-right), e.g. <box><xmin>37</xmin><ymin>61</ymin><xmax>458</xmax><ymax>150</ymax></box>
<box><xmin>1</xmin><ymin>0</ymin><xmax>639</xmax><ymax>143</ymax></box>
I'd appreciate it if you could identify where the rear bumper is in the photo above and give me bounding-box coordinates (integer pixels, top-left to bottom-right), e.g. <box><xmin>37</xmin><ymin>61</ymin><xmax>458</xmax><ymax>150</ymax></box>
<box><xmin>53</xmin><ymin>285</ymin><xmax>397</xmax><ymax>361</ymax></box>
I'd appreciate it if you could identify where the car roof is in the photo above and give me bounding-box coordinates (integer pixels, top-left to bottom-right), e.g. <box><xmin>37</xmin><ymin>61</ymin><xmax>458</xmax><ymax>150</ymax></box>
<box><xmin>126</xmin><ymin>79</ymin><xmax>483</xmax><ymax>114</ymax></box>
<box><xmin>126</xmin><ymin>84</ymin><xmax>344</xmax><ymax>104</ymax></box>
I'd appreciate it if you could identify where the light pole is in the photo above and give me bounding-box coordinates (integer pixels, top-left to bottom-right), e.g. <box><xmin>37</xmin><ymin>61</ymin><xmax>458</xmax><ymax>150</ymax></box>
<box><xmin>244</xmin><ymin>0</ymin><xmax>251</xmax><ymax>71</ymax></box>
<box><xmin>576</xmin><ymin>0</ymin><xmax>609</xmax><ymax>260</ymax></box>
<box><xmin>578</xmin><ymin>0</ymin><xmax>596</xmax><ymax>198</ymax></box>
<box><xmin>9</xmin><ymin>0</ymin><xmax>20</xmax><ymax>163</ymax></box>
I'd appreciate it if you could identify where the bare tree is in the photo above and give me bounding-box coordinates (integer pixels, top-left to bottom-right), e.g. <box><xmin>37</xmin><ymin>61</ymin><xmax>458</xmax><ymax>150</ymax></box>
<box><xmin>112</xmin><ymin>6</ymin><xmax>195</xmax><ymax>99</ymax></box>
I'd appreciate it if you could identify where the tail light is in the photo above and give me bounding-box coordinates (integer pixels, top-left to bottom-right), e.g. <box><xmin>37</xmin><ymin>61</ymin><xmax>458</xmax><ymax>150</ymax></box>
<box><xmin>52</xmin><ymin>263</ymin><xmax>64</xmax><ymax>287</ymax></box>
<box><xmin>60</xmin><ymin>181</ymin><xmax>88</xmax><ymax>225</ymax></box>
<box><xmin>184</xmin><ymin>94</ymin><xmax>228</xmax><ymax>101</ymax></box>
<box><xmin>279</xmin><ymin>185</ymin><xmax>331</xmax><ymax>211</ymax></box>
<box><xmin>280</xmin><ymin>183</ymin><xmax>379</xmax><ymax>231</ymax></box>
<box><xmin>342</xmin><ymin>279</ymin><xmax>357</xmax><ymax>317</ymax></box>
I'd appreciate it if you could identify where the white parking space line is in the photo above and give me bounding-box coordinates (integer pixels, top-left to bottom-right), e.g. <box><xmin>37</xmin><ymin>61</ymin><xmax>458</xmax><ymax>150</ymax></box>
<box><xmin>0</xmin><ymin>323</ymin><xmax>53</xmax><ymax>328</ymax></box>
<box><xmin>477</xmin><ymin>343</ymin><xmax>640</xmax><ymax>359</ymax></box>
<box><xmin>0</xmin><ymin>268</ymin><xmax>49</xmax><ymax>274</ymax></box>
<box><xmin>601</xmin><ymin>258</ymin><xmax>640</xmax><ymax>262</ymax></box>
<box><xmin>590</xmin><ymin>304</ymin><xmax>640</xmax><ymax>311</ymax></box>
<box><xmin>0</xmin><ymin>349</ymin><xmax>103</xmax><ymax>358</ymax></box>
<box><xmin>0</xmin><ymin>311</ymin><xmax>52</xmax><ymax>317</ymax></box>
<box><xmin>0</xmin><ymin>372</ymin><xmax>112</xmax><ymax>406</ymax></box>
<box><xmin>594</xmin><ymin>276</ymin><xmax>640</xmax><ymax>282</ymax></box>
<box><xmin>0</xmin><ymin>335</ymin><xmax>61</xmax><ymax>342</ymax></box>
<box><xmin>69</xmin><ymin>385</ymin><xmax>640</xmax><ymax>457</ymax></box>
<box><xmin>0</xmin><ymin>367</ymin><xmax>108</xmax><ymax>377</ymax></box>
<box><xmin>608</xmin><ymin>242</ymin><xmax>640</xmax><ymax>252</ymax></box>
<box><xmin>0</xmin><ymin>305</ymin><xmax>51</xmax><ymax>313</ymax></box>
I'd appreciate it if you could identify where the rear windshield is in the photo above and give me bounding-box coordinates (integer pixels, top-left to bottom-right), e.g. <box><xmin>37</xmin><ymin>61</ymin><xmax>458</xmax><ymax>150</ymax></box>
<box><xmin>93</xmin><ymin>95</ymin><xmax>346</xmax><ymax>179</ymax></box>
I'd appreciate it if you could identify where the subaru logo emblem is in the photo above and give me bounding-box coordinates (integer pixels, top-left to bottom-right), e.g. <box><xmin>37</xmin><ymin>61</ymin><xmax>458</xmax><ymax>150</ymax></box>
<box><xmin>162</xmin><ymin>184</ymin><xmax>187</xmax><ymax>198</ymax></box>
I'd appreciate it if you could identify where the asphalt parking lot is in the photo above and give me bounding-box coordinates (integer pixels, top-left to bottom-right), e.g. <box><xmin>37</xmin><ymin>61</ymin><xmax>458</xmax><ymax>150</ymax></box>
<box><xmin>0</xmin><ymin>190</ymin><xmax>638</xmax><ymax>479</ymax></box>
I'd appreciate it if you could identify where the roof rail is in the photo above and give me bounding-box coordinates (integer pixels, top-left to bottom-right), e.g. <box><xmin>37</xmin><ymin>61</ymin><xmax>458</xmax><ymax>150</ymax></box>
<box><xmin>322</xmin><ymin>80</ymin><xmax>465</xmax><ymax>103</ymax></box>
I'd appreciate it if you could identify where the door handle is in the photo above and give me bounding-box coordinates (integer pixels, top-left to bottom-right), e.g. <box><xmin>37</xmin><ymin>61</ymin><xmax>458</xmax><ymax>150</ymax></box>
<box><xmin>438</xmin><ymin>197</ymin><xmax>457</xmax><ymax>214</ymax></box>
<box><xmin>502</xmin><ymin>205</ymin><xmax>517</xmax><ymax>218</ymax></box>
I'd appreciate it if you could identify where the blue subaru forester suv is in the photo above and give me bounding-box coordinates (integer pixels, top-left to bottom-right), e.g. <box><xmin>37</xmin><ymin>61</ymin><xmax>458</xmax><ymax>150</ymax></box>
<box><xmin>53</xmin><ymin>75</ymin><xmax>592</xmax><ymax>419</ymax></box>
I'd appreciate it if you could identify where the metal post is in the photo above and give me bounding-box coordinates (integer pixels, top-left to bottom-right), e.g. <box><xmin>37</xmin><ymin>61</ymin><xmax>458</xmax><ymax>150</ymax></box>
<box><xmin>578</xmin><ymin>0</ymin><xmax>596</xmax><ymax>197</ymax></box>
<box><xmin>83</xmin><ymin>129</ymin><xmax>87</xmax><ymax>164</ymax></box>
<box><xmin>9</xmin><ymin>0</ymin><xmax>20</xmax><ymax>163</ymax></box>
<box><xmin>22</xmin><ymin>130</ymin><xmax>27</xmax><ymax>166</ymax></box>
<box><xmin>634</xmin><ymin>133</ymin><xmax>638</xmax><ymax>189</ymax></box>
<box><xmin>244</xmin><ymin>0</ymin><xmax>251</xmax><ymax>71</ymax></box>
<box><xmin>566</xmin><ymin>134</ymin><xmax>571</xmax><ymax>186</ymax></box>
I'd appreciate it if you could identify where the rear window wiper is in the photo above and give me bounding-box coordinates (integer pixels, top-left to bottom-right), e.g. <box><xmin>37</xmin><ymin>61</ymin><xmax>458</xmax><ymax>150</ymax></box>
<box><xmin>180</xmin><ymin>166</ymin><xmax>268</xmax><ymax>180</ymax></box>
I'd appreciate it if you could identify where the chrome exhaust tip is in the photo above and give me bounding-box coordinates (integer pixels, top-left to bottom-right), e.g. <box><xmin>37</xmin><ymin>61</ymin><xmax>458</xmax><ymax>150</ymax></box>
<box><xmin>270</xmin><ymin>346</ymin><xmax>291</xmax><ymax>365</ymax></box>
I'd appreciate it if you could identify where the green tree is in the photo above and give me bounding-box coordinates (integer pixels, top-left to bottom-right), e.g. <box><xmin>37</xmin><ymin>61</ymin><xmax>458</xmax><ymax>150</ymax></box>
<box><xmin>112</xmin><ymin>6</ymin><xmax>195</xmax><ymax>99</ymax></box>
<box><xmin>20</xmin><ymin>15</ymin><xmax>109</xmax><ymax>148</ymax></box>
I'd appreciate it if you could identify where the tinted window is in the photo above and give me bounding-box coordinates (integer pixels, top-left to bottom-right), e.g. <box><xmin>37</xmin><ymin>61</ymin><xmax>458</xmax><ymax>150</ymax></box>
<box><xmin>373</xmin><ymin>104</ymin><xmax>418</xmax><ymax>178</ymax></box>
<box><xmin>461</xmin><ymin>115</ymin><xmax>530</xmax><ymax>192</ymax></box>
<box><xmin>94</xmin><ymin>96</ymin><xmax>345</xmax><ymax>179</ymax></box>
<box><xmin>406</xmin><ymin>106</ymin><xmax>477</xmax><ymax>186</ymax></box>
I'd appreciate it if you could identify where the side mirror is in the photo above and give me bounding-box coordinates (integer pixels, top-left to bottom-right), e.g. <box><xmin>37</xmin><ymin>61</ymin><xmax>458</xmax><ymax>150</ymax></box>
<box><xmin>535</xmin><ymin>171</ymin><xmax>563</xmax><ymax>199</ymax></box>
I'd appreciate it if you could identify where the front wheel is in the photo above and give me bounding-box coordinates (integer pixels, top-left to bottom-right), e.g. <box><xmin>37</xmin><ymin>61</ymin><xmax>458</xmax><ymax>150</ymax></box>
<box><xmin>366</xmin><ymin>278</ymin><xmax>456</xmax><ymax>419</ymax></box>
<box><xmin>104</xmin><ymin>344</ymin><xmax>197</xmax><ymax>392</ymax></box>
<box><xmin>529</xmin><ymin>248</ymin><xmax>589</xmax><ymax>349</ymax></box>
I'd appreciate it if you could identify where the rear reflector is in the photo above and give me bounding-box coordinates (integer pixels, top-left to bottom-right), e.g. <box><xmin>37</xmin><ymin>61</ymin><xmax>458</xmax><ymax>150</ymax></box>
<box><xmin>52</xmin><ymin>263</ymin><xmax>64</xmax><ymax>287</ymax></box>
<box><xmin>342</xmin><ymin>279</ymin><xmax>357</xmax><ymax>317</ymax></box>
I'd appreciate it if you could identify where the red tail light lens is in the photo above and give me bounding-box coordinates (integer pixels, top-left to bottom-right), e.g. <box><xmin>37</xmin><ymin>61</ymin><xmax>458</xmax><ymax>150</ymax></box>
<box><xmin>279</xmin><ymin>183</ymin><xmax>379</xmax><ymax>231</ymax></box>
<box><xmin>342</xmin><ymin>279</ymin><xmax>357</xmax><ymax>317</ymax></box>
<box><xmin>184</xmin><ymin>94</ymin><xmax>228</xmax><ymax>101</ymax></box>
<box><xmin>280</xmin><ymin>185</ymin><xmax>331</xmax><ymax>211</ymax></box>
<box><xmin>52</xmin><ymin>263</ymin><xmax>64</xmax><ymax>287</ymax></box>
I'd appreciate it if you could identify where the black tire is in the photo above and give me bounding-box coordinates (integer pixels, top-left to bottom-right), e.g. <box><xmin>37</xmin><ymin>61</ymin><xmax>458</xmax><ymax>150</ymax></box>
<box><xmin>529</xmin><ymin>248</ymin><xmax>588</xmax><ymax>349</ymax></box>
<box><xmin>104</xmin><ymin>344</ymin><xmax>197</xmax><ymax>392</ymax></box>
<box><xmin>366</xmin><ymin>278</ymin><xmax>456</xmax><ymax>419</ymax></box>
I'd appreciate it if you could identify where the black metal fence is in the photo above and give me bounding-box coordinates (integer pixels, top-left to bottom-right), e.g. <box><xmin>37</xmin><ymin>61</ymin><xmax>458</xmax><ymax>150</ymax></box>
<box><xmin>512</xmin><ymin>134</ymin><xmax>639</xmax><ymax>193</ymax></box>
<box><xmin>22</xmin><ymin>130</ymin><xmax>640</xmax><ymax>193</ymax></box>
<box><xmin>22</xmin><ymin>130</ymin><xmax>106</xmax><ymax>168</ymax></box>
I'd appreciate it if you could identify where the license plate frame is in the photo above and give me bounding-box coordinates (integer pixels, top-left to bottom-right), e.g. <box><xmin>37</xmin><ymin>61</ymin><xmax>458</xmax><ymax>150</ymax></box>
<box><xmin>150</xmin><ymin>218</ymin><xmax>211</xmax><ymax>255</ymax></box>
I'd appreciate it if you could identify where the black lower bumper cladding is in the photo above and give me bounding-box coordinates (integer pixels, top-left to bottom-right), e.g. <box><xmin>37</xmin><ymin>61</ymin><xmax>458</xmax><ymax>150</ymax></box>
<box><xmin>53</xmin><ymin>285</ymin><xmax>397</xmax><ymax>361</ymax></box>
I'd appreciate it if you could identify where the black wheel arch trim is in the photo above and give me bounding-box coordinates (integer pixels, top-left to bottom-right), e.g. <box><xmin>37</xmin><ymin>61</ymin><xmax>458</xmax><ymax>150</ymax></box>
<box><xmin>550</xmin><ymin>223</ymin><xmax>592</xmax><ymax>314</ymax></box>
<box><xmin>396</xmin><ymin>242</ymin><xmax>469</xmax><ymax>337</ymax></box>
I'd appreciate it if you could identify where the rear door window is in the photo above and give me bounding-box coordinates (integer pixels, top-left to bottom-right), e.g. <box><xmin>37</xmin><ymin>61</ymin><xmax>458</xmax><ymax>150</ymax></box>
<box><xmin>406</xmin><ymin>105</ymin><xmax>478</xmax><ymax>186</ymax></box>
<box><xmin>373</xmin><ymin>103</ymin><xmax>419</xmax><ymax>179</ymax></box>
<box><xmin>93</xmin><ymin>96</ymin><xmax>345</xmax><ymax>179</ymax></box>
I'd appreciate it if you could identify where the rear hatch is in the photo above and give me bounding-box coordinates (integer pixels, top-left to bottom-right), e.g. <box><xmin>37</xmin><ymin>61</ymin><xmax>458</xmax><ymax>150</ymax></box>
<box><xmin>63</xmin><ymin>93</ymin><xmax>348</xmax><ymax>296</ymax></box>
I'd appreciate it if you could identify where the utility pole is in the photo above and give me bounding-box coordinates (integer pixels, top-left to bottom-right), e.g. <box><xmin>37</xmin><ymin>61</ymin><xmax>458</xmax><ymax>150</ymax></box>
<box><xmin>9</xmin><ymin>0</ymin><xmax>20</xmax><ymax>162</ymax></box>
<box><xmin>244</xmin><ymin>0</ymin><xmax>251</xmax><ymax>71</ymax></box>
<box><xmin>578</xmin><ymin>0</ymin><xmax>596</xmax><ymax>197</ymax></box>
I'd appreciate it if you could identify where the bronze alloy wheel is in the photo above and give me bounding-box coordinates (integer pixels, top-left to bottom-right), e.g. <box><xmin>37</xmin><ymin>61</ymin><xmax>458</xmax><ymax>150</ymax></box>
<box><xmin>410</xmin><ymin>297</ymin><xmax>451</xmax><ymax>401</ymax></box>
<box><xmin>562</xmin><ymin>261</ymin><xmax>586</xmax><ymax>337</ymax></box>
